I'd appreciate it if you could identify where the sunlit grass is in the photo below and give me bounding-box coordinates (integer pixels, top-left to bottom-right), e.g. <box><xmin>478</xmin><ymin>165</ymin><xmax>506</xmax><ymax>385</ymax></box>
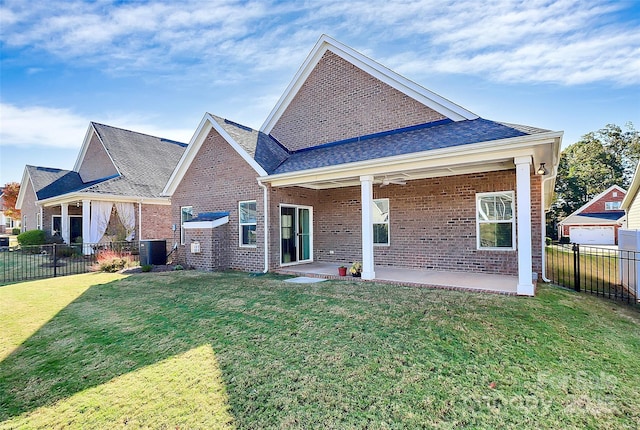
<box><xmin>0</xmin><ymin>273</ymin><xmax>126</xmax><ymax>361</ymax></box>
<box><xmin>1</xmin><ymin>271</ymin><xmax>639</xmax><ymax>428</ymax></box>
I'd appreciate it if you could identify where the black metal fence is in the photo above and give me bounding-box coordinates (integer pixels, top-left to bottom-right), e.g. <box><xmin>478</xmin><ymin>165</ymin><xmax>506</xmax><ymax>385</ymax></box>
<box><xmin>0</xmin><ymin>241</ymin><xmax>140</xmax><ymax>285</ymax></box>
<box><xmin>545</xmin><ymin>243</ymin><xmax>639</xmax><ymax>305</ymax></box>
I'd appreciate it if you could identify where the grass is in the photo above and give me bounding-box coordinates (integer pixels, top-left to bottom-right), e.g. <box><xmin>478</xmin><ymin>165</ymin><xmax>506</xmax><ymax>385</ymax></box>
<box><xmin>1</xmin><ymin>271</ymin><xmax>639</xmax><ymax>429</ymax></box>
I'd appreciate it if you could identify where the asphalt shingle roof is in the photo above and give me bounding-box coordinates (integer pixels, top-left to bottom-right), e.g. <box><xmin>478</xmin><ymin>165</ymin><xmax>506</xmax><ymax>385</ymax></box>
<box><xmin>26</xmin><ymin>166</ymin><xmax>108</xmax><ymax>200</ymax></box>
<box><xmin>561</xmin><ymin>211</ymin><xmax>625</xmax><ymax>225</ymax></box>
<box><xmin>268</xmin><ymin>118</ymin><xmax>547</xmax><ymax>175</ymax></box>
<box><xmin>85</xmin><ymin>123</ymin><xmax>188</xmax><ymax>198</ymax></box>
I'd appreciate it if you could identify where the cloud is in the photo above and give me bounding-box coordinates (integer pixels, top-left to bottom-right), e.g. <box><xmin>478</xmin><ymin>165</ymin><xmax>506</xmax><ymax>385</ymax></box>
<box><xmin>0</xmin><ymin>103</ymin><xmax>194</xmax><ymax>148</ymax></box>
<box><xmin>1</xmin><ymin>0</ymin><xmax>639</xmax><ymax>86</ymax></box>
<box><xmin>0</xmin><ymin>103</ymin><xmax>88</xmax><ymax>148</ymax></box>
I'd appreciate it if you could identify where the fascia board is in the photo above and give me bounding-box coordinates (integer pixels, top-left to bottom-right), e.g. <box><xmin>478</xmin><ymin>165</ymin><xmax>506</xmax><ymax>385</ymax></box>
<box><xmin>622</xmin><ymin>168</ymin><xmax>639</xmax><ymax>210</ymax></box>
<box><xmin>15</xmin><ymin>168</ymin><xmax>34</xmax><ymax>210</ymax></box>
<box><xmin>260</xmin><ymin>131</ymin><xmax>563</xmax><ymax>186</ymax></box>
<box><xmin>260</xmin><ymin>34</ymin><xmax>477</xmax><ymax>134</ymax></box>
<box><xmin>182</xmin><ymin>216</ymin><xmax>229</xmax><ymax>230</ymax></box>
<box><xmin>162</xmin><ymin>113</ymin><xmax>267</xmax><ymax>196</ymax></box>
<box><xmin>39</xmin><ymin>192</ymin><xmax>171</xmax><ymax>207</ymax></box>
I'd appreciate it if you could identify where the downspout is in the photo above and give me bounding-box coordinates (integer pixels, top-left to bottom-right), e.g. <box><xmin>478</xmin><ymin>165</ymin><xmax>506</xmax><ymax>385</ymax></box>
<box><xmin>138</xmin><ymin>200</ymin><xmax>143</xmax><ymax>241</ymax></box>
<box><xmin>258</xmin><ymin>180</ymin><xmax>269</xmax><ymax>273</ymax></box>
<box><xmin>541</xmin><ymin>175</ymin><xmax>556</xmax><ymax>283</ymax></box>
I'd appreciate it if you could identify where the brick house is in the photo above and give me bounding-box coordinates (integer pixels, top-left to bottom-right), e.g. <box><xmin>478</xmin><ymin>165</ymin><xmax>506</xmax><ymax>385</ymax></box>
<box><xmin>16</xmin><ymin>123</ymin><xmax>187</xmax><ymax>249</ymax></box>
<box><xmin>558</xmin><ymin>185</ymin><xmax>626</xmax><ymax>244</ymax></box>
<box><xmin>164</xmin><ymin>35</ymin><xmax>563</xmax><ymax>296</ymax></box>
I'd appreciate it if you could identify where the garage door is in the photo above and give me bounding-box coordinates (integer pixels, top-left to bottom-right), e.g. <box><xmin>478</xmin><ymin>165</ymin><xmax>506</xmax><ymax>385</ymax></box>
<box><xmin>569</xmin><ymin>226</ymin><xmax>615</xmax><ymax>245</ymax></box>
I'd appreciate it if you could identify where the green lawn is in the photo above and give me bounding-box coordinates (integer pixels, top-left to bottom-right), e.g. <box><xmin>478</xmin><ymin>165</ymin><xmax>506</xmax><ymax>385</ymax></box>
<box><xmin>1</xmin><ymin>271</ymin><xmax>639</xmax><ymax>429</ymax></box>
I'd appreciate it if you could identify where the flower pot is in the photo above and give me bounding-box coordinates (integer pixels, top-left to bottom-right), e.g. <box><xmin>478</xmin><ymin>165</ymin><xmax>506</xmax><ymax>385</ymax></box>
<box><xmin>351</xmin><ymin>272</ymin><xmax>361</xmax><ymax>278</ymax></box>
<box><xmin>338</xmin><ymin>267</ymin><xmax>347</xmax><ymax>276</ymax></box>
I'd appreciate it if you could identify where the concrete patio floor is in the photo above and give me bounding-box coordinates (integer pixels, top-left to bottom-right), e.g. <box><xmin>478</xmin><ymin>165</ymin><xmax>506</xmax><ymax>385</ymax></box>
<box><xmin>276</xmin><ymin>262</ymin><xmax>519</xmax><ymax>295</ymax></box>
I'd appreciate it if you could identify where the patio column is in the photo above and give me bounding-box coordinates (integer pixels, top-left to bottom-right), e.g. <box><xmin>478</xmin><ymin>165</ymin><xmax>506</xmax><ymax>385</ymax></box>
<box><xmin>82</xmin><ymin>199</ymin><xmax>91</xmax><ymax>254</ymax></box>
<box><xmin>360</xmin><ymin>175</ymin><xmax>375</xmax><ymax>280</ymax></box>
<box><xmin>61</xmin><ymin>203</ymin><xmax>70</xmax><ymax>244</ymax></box>
<box><xmin>515</xmin><ymin>156</ymin><xmax>534</xmax><ymax>296</ymax></box>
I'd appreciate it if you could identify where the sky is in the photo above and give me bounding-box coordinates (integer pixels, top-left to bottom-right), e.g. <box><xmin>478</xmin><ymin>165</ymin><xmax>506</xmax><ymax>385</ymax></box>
<box><xmin>1</xmin><ymin>0</ymin><xmax>639</xmax><ymax>185</ymax></box>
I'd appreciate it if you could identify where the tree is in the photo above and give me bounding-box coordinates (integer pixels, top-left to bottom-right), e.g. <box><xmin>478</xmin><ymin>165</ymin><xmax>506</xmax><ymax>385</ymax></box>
<box><xmin>552</xmin><ymin>123</ymin><xmax>639</xmax><ymax>219</ymax></box>
<box><xmin>1</xmin><ymin>182</ymin><xmax>21</xmax><ymax>219</ymax></box>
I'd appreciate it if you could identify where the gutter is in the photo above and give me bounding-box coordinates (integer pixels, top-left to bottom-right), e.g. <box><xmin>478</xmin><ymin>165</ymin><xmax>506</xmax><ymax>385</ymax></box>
<box><xmin>541</xmin><ymin>174</ymin><xmax>557</xmax><ymax>283</ymax></box>
<box><xmin>257</xmin><ymin>180</ymin><xmax>269</xmax><ymax>273</ymax></box>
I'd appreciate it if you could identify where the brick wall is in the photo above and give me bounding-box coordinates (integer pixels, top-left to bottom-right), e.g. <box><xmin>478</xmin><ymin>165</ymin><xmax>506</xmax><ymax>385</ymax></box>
<box><xmin>78</xmin><ymin>134</ymin><xmax>118</xmax><ymax>182</ymax></box>
<box><xmin>19</xmin><ymin>180</ymin><xmax>37</xmax><ymax>232</ymax></box>
<box><xmin>270</xmin><ymin>51</ymin><xmax>447</xmax><ymax>151</ymax></box>
<box><xmin>184</xmin><ymin>225</ymin><xmax>230</xmax><ymax>271</ymax></box>
<box><xmin>266</xmin><ymin>170</ymin><xmax>544</xmax><ymax>278</ymax></box>
<box><xmin>171</xmin><ymin>127</ymin><xmax>265</xmax><ymax>272</ymax></box>
<box><xmin>140</xmin><ymin>203</ymin><xmax>172</xmax><ymax>241</ymax></box>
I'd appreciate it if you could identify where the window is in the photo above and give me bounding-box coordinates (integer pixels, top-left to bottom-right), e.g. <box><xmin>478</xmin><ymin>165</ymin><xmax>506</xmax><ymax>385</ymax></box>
<box><xmin>52</xmin><ymin>215</ymin><xmax>62</xmax><ymax>236</ymax></box>
<box><xmin>36</xmin><ymin>212</ymin><xmax>42</xmax><ymax>230</ymax></box>
<box><xmin>605</xmin><ymin>201</ymin><xmax>621</xmax><ymax>210</ymax></box>
<box><xmin>239</xmin><ymin>200</ymin><xmax>257</xmax><ymax>247</ymax></box>
<box><xmin>180</xmin><ymin>206</ymin><xmax>193</xmax><ymax>245</ymax></box>
<box><xmin>373</xmin><ymin>198</ymin><xmax>389</xmax><ymax>245</ymax></box>
<box><xmin>476</xmin><ymin>192</ymin><xmax>515</xmax><ymax>250</ymax></box>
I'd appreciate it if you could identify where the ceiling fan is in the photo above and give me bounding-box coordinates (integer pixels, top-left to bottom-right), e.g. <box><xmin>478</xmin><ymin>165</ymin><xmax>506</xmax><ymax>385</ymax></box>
<box><xmin>380</xmin><ymin>176</ymin><xmax>407</xmax><ymax>187</ymax></box>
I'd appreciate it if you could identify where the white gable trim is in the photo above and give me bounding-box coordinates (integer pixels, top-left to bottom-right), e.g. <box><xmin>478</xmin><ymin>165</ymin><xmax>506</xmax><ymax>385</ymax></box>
<box><xmin>162</xmin><ymin>113</ymin><xmax>268</xmax><ymax>196</ymax></box>
<box><xmin>261</xmin><ymin>34</ymin><xmax>477</xmax><ymax>134</ymax></box>
<box><xmin>622</xmin><ymin>162</ymin><xmax>640</xmax><ymax>210</ymax></box>
<box><xmin>15</xmin><ymin>167</ymin><xmax>36</xmax><ymax>210</ymax></box>
<box><xmin>559</xmin><ymin>184</ymin><xmax>626</xmax><ymax>224</ymax></box>
<box><xmin>72</xmin><ymin>123</ymin><xmax>121</xmax><ymax>176</ymax></box>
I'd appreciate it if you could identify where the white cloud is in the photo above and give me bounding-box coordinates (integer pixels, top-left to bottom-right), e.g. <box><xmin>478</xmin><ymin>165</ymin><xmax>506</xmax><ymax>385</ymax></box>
<box><xmin>0</xmin><ymin>103</ymin><xmax>195</xmax><ymax>149</ymax></box>
<box><xmin>0</xmin><ymin>103</ymin><xmax>88</xmax><ymax>148</ymax></box>
<box><xmin>0</xmin><ymin>0</ymin><xmax>638</xmax><ymax>86</ymax></box>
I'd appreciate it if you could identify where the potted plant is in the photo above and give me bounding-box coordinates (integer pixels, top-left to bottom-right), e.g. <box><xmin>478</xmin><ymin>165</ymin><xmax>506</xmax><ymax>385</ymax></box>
<box><xmin>338</xmin><ymin>265</ymin><xmax>347</xmax><ymax>276</ymax></box>
<box><xmin>349</xmin><ymin>261</ymin><xmax>362</xmax><ymax>277</ymax></box>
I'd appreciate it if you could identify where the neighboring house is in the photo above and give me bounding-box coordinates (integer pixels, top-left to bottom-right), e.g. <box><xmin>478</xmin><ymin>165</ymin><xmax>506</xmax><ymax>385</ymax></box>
<box><xmin>0</xmin><ymin>187</ymin><xmax>21</xmax><ymax>234</ymax></box>
<box><xmin>558</xmin><ymin>185</ymin><xmax>626</xmax><ymax>245</ymax></box>
<box><xmin>163</xmin><ymin>35</ymin><xmax>563</xmax><ymax>296</ymax></box>
<box><xmin>16</xmin><ymin>123</ymin><xmax>187</xmax><ymax>248</ymax></box>
<box><xmin>622</xmin><ymin>162</ymin><xmax>640</xmax><ymax>229</ymax></box>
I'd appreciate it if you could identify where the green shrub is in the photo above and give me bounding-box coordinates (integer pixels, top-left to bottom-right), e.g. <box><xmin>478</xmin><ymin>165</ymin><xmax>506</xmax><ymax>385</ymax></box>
<box><xmin>173</xmin><ymin>264</ymin><xmax>184</xmax><ymax>271</ymax></box>
<box><xmin>11</xmin><ymin>228</ymin><xmax>20</xmax><ymax>235</ymax></box>
<box><xmin>545</xmin><ymin>237</ymin><xmax>552</xmax><ymax>246</ymax></box>
<box><xmin>17</xmin><ymin>230</ymin><xmax>46</xmax><ymax>247</ymax></box>
<box><xmin>141</xmin><ymin>264</ymin><xmax>153</xmax><ymax>272</ymax></box>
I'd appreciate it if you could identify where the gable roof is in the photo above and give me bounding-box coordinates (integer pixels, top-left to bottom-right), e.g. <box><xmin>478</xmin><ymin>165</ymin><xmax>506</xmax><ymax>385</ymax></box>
<box><xmin>260</xmin><ymin>34</ymin><xmax>478</xmax><ymax>134</ymax></box>
<box><xmin>162</xmin><ymin>113</ymin><xmax>271</xmax><ymax>196</ymax></box>
<box><xmin>559</xmin><ymin>185</ymin><xmax>626</xmax><ymax>225</ymax></box>
<box><xmin>559</xmin><ymin>211</ymin><xmax>625</xmax><ymax>226</ymax></box>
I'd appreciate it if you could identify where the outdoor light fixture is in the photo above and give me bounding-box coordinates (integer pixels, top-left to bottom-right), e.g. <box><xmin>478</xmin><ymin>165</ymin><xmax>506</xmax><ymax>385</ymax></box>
<box><xmin>536</xmin><ymin>163</ymin><xmax>548</xmax><ymax>175</ymax></box>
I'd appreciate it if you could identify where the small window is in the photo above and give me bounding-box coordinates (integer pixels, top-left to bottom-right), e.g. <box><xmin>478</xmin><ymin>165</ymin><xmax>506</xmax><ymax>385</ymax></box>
<box><xmin>180</xmin><ymin>206</ymin><xmax>193</xmax><ymax>245</ymax></box>
<box><xmin>476</xmin><ymin>192</ymin><xmax>515</xmax><ymax>250</ymax></box>
<box><xmin>36</xmin><ymin>212</ymin><xmax>42</xmax><ymax>230</ymax></box>
<box><xmin>605</xmin><ymin>201</ymin><xmax>621</xmax><ymax>210</ymax></box>
<box><xmin>373</xmin><ymin>198</ymin><xmax>389</xmax><ymax>245</ymax></box>
<box><xmin>239</xmin><ymin>201</ymin><xmax>257</xmax><ymax>247</ymax></box>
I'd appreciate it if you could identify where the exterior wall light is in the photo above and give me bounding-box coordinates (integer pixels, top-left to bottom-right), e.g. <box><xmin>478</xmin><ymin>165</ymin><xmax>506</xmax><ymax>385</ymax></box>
<box><xmin>536</xmin><ymin>163</ymin><xmax>548</xmax><ymax>175</ymax></box>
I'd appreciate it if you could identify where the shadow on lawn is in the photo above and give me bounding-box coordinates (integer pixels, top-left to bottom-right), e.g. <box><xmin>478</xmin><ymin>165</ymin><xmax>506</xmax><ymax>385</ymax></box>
<box><xmin>0</xmin><ymin>273</ymin><xmax>244</xmax><ymax>421</ymax></box>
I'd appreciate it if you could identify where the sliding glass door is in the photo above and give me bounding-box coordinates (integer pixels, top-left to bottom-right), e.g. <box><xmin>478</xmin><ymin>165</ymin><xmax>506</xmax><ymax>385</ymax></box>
<box><xmin>280</xmin><ymin>205</ymin><xmax>312</xmax><ymax>265</ymax></box>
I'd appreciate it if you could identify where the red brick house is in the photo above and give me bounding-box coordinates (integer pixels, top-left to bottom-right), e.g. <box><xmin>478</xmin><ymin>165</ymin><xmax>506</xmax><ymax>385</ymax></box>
<box><xmin>558</xmin><ymin>185</ymin><xmax>626</xmax><ymax>245</ymax></box>
<box><xmin>16</xmin><ymin>123</ymin><xmax>187</xmax><ymax>249</ymax></box>
<box><xmin>164</xmin><ymin>35</ymin><xmax>563</xmax><ymax>296</ymax></box>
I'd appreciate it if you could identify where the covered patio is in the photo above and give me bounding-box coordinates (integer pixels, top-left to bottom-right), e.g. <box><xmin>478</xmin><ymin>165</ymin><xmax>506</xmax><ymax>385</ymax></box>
<box><xmin>276</xmin><ymin>261</ymin><xmax>520</xmax><ymax>295</ymax></box>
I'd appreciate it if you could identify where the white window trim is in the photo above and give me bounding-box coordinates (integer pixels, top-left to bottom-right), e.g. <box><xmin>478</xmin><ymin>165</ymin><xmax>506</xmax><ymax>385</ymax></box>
<box><xmin>239</xmin><ymin>200</ymin><xmax>257</xmax><ymax>248</ymax></box>
<box><xmin>605</xmin><ymin>201</ymin><xmax>621</xmax><ymax>210</ymax></box>
<box><xmin>52</xmin><ymin>215</ymin><xmax>62</xmax><ymax>236</ymax></box>
<box><xmin>373</xmin><ymin>198</ymin><xmax>390</xmax><ymax>246</ymax></box>
<box><xmin>476</xmin><ymin>191</ymin><xmax>516</xmax><ymax>251</ymax></box>
<box><xmin>180</xmin><ymin>206</ymin><xmax>193</xmax><ymax>245</ymax></box>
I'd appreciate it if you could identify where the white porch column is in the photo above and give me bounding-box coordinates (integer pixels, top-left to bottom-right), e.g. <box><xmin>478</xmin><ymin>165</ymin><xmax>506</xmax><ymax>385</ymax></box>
<box><xmin>515</xmin><ymin>156</ymin><xmax>534</xmax><ymax>296</ymax></box>
<box><xmin>360</xmin><ymin>175</ymin><xmax>376</xmax><ymax>280</ymax></box>
<box><xmin>61</xmin><ymin>203</ymin><xmax>70</xmax><ymax>244</ymax></box>
<box><xmin>82</xmin><ymin>200</ymin><xmax>91</xmax><ymax>254</ymax></box>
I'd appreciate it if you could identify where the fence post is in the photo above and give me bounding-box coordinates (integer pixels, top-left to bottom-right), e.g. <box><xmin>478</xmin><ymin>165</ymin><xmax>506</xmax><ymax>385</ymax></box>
<box><xmin>572</xmin><ymin>243</ymin><xmax>580</xmax><ymax>292</ymax></box>
<box><xmin>53</xmin><ymin>243</ymin><xmax>58</xmax><ymax>278</ymax></box>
